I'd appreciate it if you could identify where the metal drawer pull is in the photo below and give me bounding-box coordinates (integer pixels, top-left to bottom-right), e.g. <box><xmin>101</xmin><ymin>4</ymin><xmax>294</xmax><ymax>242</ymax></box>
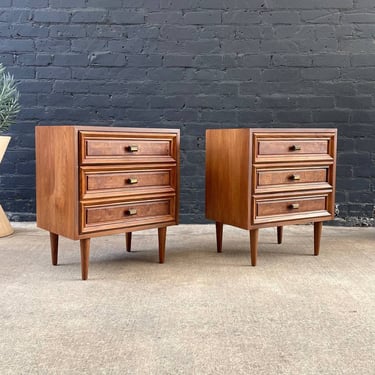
<box><xmin>125</xmin><ymin>208</ymin><xmax>137</xmax><ymax>216</ymax></box>
<box><xmin>289</xmin><ymin>203</ymin><xmax>300</xmax><ymax>209</ymax></box>
<box><xmin>126</xmin><ymin>178</ymin><xmax>138</xmax><ymax>184</ymax></box>
<box><xmin>290</xmin><ymin>174</ymin><xmax>301</xmax><ymax>181</ymax></box>
<box><xmin>290</xmin><ymin>144</ymin><xmax>301</xmax><ymax>151</ymax></box>
<box><xmin>126</xmin><ymin>145</ymin><xmax>139</xmax><ymax>152</ymax></box>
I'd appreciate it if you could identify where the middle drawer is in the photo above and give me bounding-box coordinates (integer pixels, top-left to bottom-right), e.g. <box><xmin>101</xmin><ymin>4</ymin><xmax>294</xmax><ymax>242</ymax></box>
<box><xmin>254</xmin><ymin>166</ymin><xmax>331</xmax><ymax>193</ymax></box>
<box><xmin>80</xmin><ymin>166</ymin><xmax>176</xmax><ymax>199</ymax></box>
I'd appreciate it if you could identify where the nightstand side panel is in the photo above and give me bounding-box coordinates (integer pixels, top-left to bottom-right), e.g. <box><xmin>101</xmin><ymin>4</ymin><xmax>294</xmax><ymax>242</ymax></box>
<box><xmin>36</xmin><ymin>126</ymin><xmax>79</xmax><ymax>239</ymax></box>
<box><xmin>206</xmin><ymin>129</ymin><xmax>250</xmax><ymax>229</ymax></box>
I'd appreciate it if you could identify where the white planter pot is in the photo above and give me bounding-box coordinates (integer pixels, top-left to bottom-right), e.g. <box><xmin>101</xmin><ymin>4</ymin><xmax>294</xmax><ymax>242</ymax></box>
<box><xmin>0</xmin><ymin>135</ymin><xmax>11</xmax><ymax>163</ymax></box>
<box><xmin>0</xmin><ymin>135</ymin><xmax>14</xmax><ymax>237</ymax></box>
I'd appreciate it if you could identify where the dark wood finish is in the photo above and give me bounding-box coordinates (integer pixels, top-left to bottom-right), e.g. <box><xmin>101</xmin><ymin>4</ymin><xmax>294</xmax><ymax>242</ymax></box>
<box><xmin>277</xmin><ymin>226</ymin><xmax>283</xmax><ymax>244</ymax></box>
<box><xmin>36</xmin><ymin>126</ymin><xmax>179</xmax><ymax>279</ymax></box>
<box><xmin>80</xmin><ymin>239</ymin><xmax>90</xmax><ymax>281</ymax></box>
<box><xmin>158</xmin><ymin>227</ymin><xmax>166</xmax><ymax>263</ymax></box>
<box><xmin>206</xmin><ymin>128</ymin><xmax>337</xmax><ymax>265</ymax></box>
<box><xmin>216</xmin><ymin>221</ymin><xmax>223</xmax><ymax>253</ymax></box>
<box><xmin>249</xmin><ymin>229</ymin><xmax>258</xmax><ymax>266</ymax></box>
<box><xmin>126</xmin><ymin>232</ymin><xmax>132</xmax><ymax>252</ymax></box>
<box><xmin>314</xmin><ymin>221</ymin><xmax>323</xmax><ymax>256</ymax></box>
<box><xmin>50</xmin><ymin>232</ymin><xmax>58</xmax><ymax>266</ymax></box>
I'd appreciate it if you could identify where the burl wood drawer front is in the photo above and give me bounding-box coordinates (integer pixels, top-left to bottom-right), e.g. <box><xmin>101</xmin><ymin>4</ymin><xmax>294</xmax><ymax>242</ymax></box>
<box><xmin>255</xmin><ymin>167</ymin><xmax>330</xmax><ymax>193</ymax></box>
<box><xmin>80</xmin><ymin>132</ymin><xmax>177</xmax><ymax>164</ymax></box>
<box><xmin>255</xmin><ymin>137</ymin><xmax>331</xmax><ymax>161</ymax></box>
<box><xmin>80</xmin><ymin>167</ymin><xmax>176</xmax><ymax>199</ymax></box>
<box><xmin>81</xmin><ymin>197</ymin><xmax>176</xmax><ymax>233</ymax></box>
<box><xmin>254</xmin><ymin>195</ymin><xmax>330</xmax><ymax>224</ymax></box>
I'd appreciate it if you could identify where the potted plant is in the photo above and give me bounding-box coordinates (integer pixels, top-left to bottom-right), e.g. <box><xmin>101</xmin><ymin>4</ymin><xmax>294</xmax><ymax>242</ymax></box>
<box><xmin>0</xmin><ymin>63</ymin><xmax>20</xmax><ymax>237</ymax></box>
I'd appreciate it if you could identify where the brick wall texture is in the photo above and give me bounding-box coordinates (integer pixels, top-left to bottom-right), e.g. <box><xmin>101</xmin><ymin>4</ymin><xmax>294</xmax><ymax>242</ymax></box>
<box><xmin>0</xmin><ymin>0</ymin><xmax>374</xmax><ymax>225</ymax></box>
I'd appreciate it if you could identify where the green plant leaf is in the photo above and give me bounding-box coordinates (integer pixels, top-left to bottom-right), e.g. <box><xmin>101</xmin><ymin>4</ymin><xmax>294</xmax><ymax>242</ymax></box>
<box><xmin>0</xmin><ymin>63</ymin><xmax>21</xmax><ymax>133</ymax></box>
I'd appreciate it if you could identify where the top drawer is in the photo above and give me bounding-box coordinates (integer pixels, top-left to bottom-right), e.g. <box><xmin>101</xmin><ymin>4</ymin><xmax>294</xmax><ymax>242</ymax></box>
<box><xmin>253</xmin><ymin>133</ymin><xmax>335</xmax><ymax>162</ymax></box>
<box><xmin>80</xmin><ymin>131</ymin><xmax>178</xmax><ymax>165</ymax></box>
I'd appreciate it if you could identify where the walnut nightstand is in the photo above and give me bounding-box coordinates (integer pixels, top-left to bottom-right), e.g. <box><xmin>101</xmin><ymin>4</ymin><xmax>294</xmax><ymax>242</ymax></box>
<box><xmin>205</xmin><ymin>128</ymin><xmax>337</xmax><ymax>265</ymax></box>
<box><xmin>36</xmin><ymin>126</ymin><xmax>179</xmax><ymax>279</ymax></box>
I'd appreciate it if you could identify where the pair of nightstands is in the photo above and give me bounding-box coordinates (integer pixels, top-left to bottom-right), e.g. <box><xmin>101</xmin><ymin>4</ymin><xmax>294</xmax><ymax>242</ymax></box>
<box><xmin>36</xmin><ymin>126</ymin><xmax>337</xmax><ymax>279</ymax></box>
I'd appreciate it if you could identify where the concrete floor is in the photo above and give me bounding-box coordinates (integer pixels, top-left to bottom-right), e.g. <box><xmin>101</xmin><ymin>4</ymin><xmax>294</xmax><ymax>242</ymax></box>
<box><xmin>0</xmin><ymin>223</ymin><xmax>374</xmax><ymax>374</ymax></box>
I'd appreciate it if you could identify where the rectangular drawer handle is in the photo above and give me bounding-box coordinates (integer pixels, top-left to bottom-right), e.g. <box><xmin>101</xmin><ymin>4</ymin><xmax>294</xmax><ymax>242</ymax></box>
<box><xmin>125</xmin><ymin>208</ymin><xmax>137</xmax><ymax>216</ymax></box>
<box><xmin>126</xmin><ymin>178</ymin><xmax>138</xmax><ymax>184</ymax></box>
<box><xmin>290</xmin><ymin>174</ymin><xmax>301</xmax><ymax>181</ymax></box>
<box><xmin>126</xmin><ymin>145</ymin><xmax>139</xmax><ymax>152</ymax></box>
<box><xmin>290</xmin><ymin>144</ymin><xmax>301</xmax><ymax>151</ymax></box>
<box><xmin>288</xmin><ymin>203</ymin><xmax>300</xmax><ymax>209</ymax></box>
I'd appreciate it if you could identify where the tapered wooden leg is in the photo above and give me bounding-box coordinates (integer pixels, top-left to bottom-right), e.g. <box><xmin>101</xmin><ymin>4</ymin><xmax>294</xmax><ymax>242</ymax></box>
<box><xmin>80</xmin><ymin>238</ymin><xmax>90</xmax><ymax>280</ymax></box>
<box><xmin>277</xmin><ymin>226</ymin><xmax>283</xmax><ymax>244</ymax></box>
<box><xmin>158</xmin><ymin>227</ymin><xmax>167</xmax><ymax>264</ymax></box>
<box><xmin>249</xmin><ymin>229</ymin><xmax>259</xmax><ymax>266</ymax></box>
<box><xmin>50</xmin><ymin>232</ymin><xmax>59</xmax><ymax>266</ymax></box>
<box><xmin>215</xmin><ymin>221</ymin><xmax>223</xmax><ymax>253</ymax></box>
<box><xmin>314</xmin><ymin>222</ymin><xmax>323</xmax><ymax>256</ymax></box>
<box><xmin>126</xmin><ymin>232</ymin><xmax>132</xmax><ymax>252</ymax></box>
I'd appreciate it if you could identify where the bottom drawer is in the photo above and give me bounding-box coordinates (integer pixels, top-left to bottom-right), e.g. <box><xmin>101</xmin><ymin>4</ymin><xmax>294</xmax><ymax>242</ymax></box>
<box><xmin>81</xmin><ymin>196</ymin><xmax>176</xmax><ymax>233</ymax></box>
<box><xmin>253</xmin><ymin>194</ymin><xmax>332</xmax><ymax>224</ymax></box>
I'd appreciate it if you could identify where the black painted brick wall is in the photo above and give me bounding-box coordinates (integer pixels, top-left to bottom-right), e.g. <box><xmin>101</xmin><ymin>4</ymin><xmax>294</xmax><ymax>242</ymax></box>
<box><xmin>1</xmin><ymin>0</ymin><xmax>374</xmax><ymax>225</ymax></box>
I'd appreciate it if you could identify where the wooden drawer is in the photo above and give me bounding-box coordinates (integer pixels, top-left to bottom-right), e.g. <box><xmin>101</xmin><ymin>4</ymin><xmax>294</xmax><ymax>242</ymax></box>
<box><xmin>80</xmin><ymin>131</ymin><xmax>177</xmax><ymax>164</ymax></box>
<box><xmin>254</xmin><ymin>135</ymin><xmax>334</xmax><ymax>162</ymax></box>
<box><xmin>253</xmin><ymin>194</ymin><xmax>331</xmax><ymax>224</ymax></box>
<box><xmin>254</xmin><ymin>166</ymin><xmax>331</xmax><ymax>193</ymax></box>
<box><xmin>80</xmin><ymin>166</ymin><xmax>176</xmax><ymax>199</ymax></box>
<box><xmin>81</xmin><ymin>196</ymin><xmax>176</xmax><ymax>233</ymax></box>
